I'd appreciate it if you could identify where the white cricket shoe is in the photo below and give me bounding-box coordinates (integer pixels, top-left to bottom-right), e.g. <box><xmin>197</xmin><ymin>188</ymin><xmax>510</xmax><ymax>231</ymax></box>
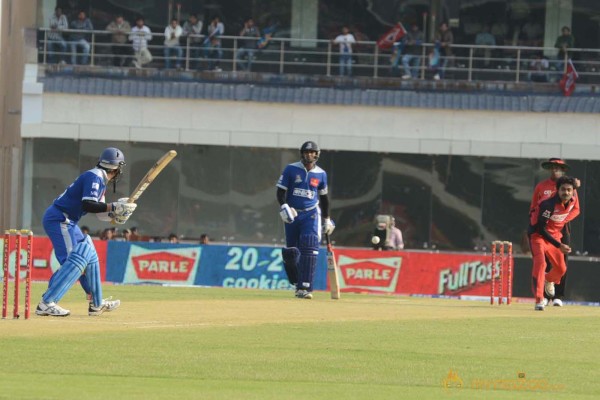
<box><xmin>89</xmin><ymin>297</ymin><xmax>121</xmax><ymax>316</ymax></box>
<box><xmin>534</xmin><ymin>302</ymin><xmax>545</xmax><ymax>311</ymax></box>
<box><xmin>542</xmin><ymin>298</ymin><xmax>549</xmax><ymax>307</ymax></box>
<box><xmin>544</xmin><ymin>281</ymin><xmax>555</xmax><ymax>298</ymax></box>
<box><xmin>35</xmin><ymin>301</ymin><xmax>70</xmax><ymax>317</ymax></box>
<box><xmin>552</xmin><ymin>298</ymin><xmax>563</xmax><ymax>307</ymax></box>
<box><xmin>294</xmin><ymin>290</ymin><xmax>313</xmax><ymax>300</ymax></box>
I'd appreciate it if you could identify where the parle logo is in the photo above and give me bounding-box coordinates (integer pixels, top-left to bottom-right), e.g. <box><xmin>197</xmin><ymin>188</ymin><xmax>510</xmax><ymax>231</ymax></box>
<box><xmin>125</xmin><ymin>245</ymin><xmax>202</xmax><ymax>284</ymax></box>
<box><xmin>336</xmin><ymin>254</ymin><xmax>402</xmax><ymax>292</ymax></box>
<box><xmin>132</xmin><ymin>251</ymin><xmax>196</xmax><ymax>280</ymax></box>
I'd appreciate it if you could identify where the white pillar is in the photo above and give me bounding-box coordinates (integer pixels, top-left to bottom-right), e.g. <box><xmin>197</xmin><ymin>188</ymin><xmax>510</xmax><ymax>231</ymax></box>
<box><xmin>543</xmin><ymin>0</ymin><xmax>573</xmax><ymax>57</ymax></box>
<box><xmin>37</xmin><ymin>0</ymin><xmax>56</xmax><ymax>28</ymax></box>
<box><xmin>291</xmin><ymin>0</ymin><xmax>317</xmax><ymax>48</ymax></box>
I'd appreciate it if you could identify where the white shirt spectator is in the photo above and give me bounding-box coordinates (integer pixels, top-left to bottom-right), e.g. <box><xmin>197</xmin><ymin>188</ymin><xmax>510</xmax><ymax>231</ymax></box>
<box><xmin>333</xmin><ymin>33</ymin><xmax>356</xmax><ymax>54</ymax></box>
<box><xmin>183</xmin><ymin>19</ymin><xmax>203</xmax><ymax>44</ymax></box>
<box><xmin>207</xmin><ymin>21</ymin><xmax>225</xmax><ymax>44</ymax></box>
<box><xmin>164</xmin><ymin>24</ymin><xmax>182</xmax><ymax>47</ymax></box>
<box><xmin>48</xmin><ymin>12</ymin><xmax>68</xmax><ymax>41</ymax></box>
<box><xmin>389</xmin><ymin>226</ymin><xmax>404</xmax><ymax>250</ymax></box>
<box><xmin>129</xmin><ymin>25</ymin><xmax>152</xmax><ymax>52</ymax></box>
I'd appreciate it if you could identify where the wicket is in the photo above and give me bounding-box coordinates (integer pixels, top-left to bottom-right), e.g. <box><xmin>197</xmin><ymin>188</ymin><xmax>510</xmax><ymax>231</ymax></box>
<box><xmin>2</xmin><ymin>229</ymin><xmax>33</xmax><ymax>319</ymax></box>
<box><xmin>490</xmin><ymin>240</ymin><xmax>513</xmax><ymax>305</ymax></box>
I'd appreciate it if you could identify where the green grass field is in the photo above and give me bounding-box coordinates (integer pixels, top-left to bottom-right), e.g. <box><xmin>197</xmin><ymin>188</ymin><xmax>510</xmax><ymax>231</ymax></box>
<box><xmin>1</xmin><ymin>283</ymin><xmax>599</xmax><ymax>400</ymax></box>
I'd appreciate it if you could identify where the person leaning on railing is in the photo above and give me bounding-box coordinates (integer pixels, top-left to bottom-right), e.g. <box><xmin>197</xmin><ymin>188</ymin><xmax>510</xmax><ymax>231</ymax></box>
<box><xmin>129</xmin><ymin>16</ymin><xmax>153</xmax><ymax>69</ymax></box>
<box><xmin>106</xmin><ymin>14</ymin><xmax>131</xmax><ymax>67</ymax></box>
<box><xmin>433</xmin><ymin>22</ymin><xmax>453</xmax><ymax>80</ymax></box>
<box><xmin>236</xmin><ymin>17</ymin><xmax>260</xmax><ymax>71</ymax></box>
<box><xmin>554</xmin><ymin>26</ymin><xmax>574</xmax><ymax>73</ymax></box>
<box><xmin>69</xmin><ymin>10</ymin><xmax>93</xmax><ymax>65</ymax></box>
<box><xmin>163</xmin><ymin>18</ymin><xmax>183</xmax><ymax>70</ymax></box>
<box><xmin>47</xmin><ymin>6</ymin><xmax>68</xmax><ymax>64</ymax></box>
<box><xmin>400</xmin><ymin>23</ymin><xmax>424</xmax><ymax>80</ymax></box>
<box><xmin>182</xmin><ymin>14</ymin><xmax>203</xmax><ymax>70</ymax></box>
<box><xmin>204</xmin><ymin>16</ymin><xmax>225</xmax><ymax>71</ymax></box>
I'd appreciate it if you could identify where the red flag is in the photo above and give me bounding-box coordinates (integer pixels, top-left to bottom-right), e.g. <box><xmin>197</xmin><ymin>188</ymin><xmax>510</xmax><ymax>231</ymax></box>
<box><xmin>559</xmin><ymin>59</ymin><xmax>578</xmax><ymax>97</ymax></box>
<box><xmin>376</xmin><ymin>23</ymin><xmax>407</xmax><ymax>50</ymax></box>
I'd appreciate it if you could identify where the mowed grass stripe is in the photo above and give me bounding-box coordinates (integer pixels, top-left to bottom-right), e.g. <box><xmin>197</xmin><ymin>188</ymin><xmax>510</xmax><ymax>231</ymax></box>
<box><xmin>0</xmin><ymin>284</ymin><xmax>598</xmax><ymax>399</ymax></box>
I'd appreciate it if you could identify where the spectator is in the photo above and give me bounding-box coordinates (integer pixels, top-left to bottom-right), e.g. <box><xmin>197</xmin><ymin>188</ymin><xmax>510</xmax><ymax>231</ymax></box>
<box><xmin>236</xmin><ymin>17</ymin><xmax>260</xmax><ymax>71</ymax></box>
<box><xmin>69</xmin><ymin>10</ymin><xmax>93</xmax><ymax>65</ymax></box>
<box><xmin>130</xmin><ymin>226</ymin><xmax>140</xmax><ymax>241</ymax></box>
<box><xmin>528</xmin><ymin>54</ymin><xmax>550</xmax><ymax>83</ymax></box>
<box><xmin>168</xmin><ymin>233</ymin><xmax>179</xmax><ymax>243</ymax></box>
<box><xmin>433</xmin><ymin>22</ymin><xmax>453</xmax><ymax>80</ymax></box>
<box><xmin>400</xmin><ymin>23</ymin><xmax>424</xmax><ymax>79</ymax></box>
<box><xmin>554</xmin><ymin>26</ymin><xmax>574</xmax><ymax>73</ymax></box>
<box><xmin>387</xmin><ymin>217</ymin><xmax>404</xmax><ymax>250</ymax></box>
<box><xmin>106</xmin><ymin>14</ymin><xmax>131</xmax><ymax>67</ymax></box>
<box><xmin>204</xmin><ymin>15</ymin><xmax>224</xmax><ymax>71</ymax></box>
<box><xmin>200</xmin><ymin>233</ymin><xmax>210</xmax><ymax>245</ymax></box>
<box><xmin>257</xmin><ymin>21</ymin><xmax>278</xmax><ymax>50</ymax></box>
<box><xmin>333</xmin><ymin>26</ymin><xmax>356</xmax><ymax>76</ymax></box>
<box><xmin>164</xmin><ymin>18</ymin><xmax>183</xmax><ymax>70</ymax></box>
<box><xmin>182</xmin><ymin>14</ymin><xmax>203</xmax><ymax>69</ymax></box>
<box><xmin>474</xmin><ymin>25</ymin><xmax>496</xmax><ymax>67</ymax></box>
<box><xmin>122</xmin><ymin>228</ymin><xmax>132</xmax><ymax>241</ymax></box>
<box><xmin>129</xmin><ymin>16</ymin><xmax>153</xmax><ymax>69</ymax></box>
<box><xmin>100</xmin><ymin>228</ymin><xmax>114</xmax><ymax>241</ymax></box>
<box><xmin>80</xmin><ymin>225</ymin><xmax>90</xmax><ymax>236</ymax></box>
<box><xmin>47</xmin><ymin>6</ymin><xmax>68</xmax><ymax>64</ymax></box>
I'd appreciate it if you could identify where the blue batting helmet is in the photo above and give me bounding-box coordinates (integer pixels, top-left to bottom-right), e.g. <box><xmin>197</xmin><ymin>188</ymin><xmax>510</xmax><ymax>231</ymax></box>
<box><xmin>98</xmin><ymin>147</ymin><xmax>126</xmax><ymax>170</ymax></box>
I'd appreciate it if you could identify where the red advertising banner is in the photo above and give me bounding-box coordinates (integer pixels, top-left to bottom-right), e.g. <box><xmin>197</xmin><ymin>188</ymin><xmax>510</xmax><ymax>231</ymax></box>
<box><xmin>332</xmin><ymin>249</ymin><xmax>494</xmax><ymax>296</ymax></box>
<box><xmin>0</xmin><ymin>236</ymin><xmax>108</xmax><ymax>282</ymax></box>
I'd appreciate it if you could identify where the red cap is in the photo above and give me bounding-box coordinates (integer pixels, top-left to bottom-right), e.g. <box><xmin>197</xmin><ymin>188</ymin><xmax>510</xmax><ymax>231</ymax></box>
<box><xmin>541</xmin><ymin>158</ymin><xmax>570</xmax><ymax>171</ymax></box>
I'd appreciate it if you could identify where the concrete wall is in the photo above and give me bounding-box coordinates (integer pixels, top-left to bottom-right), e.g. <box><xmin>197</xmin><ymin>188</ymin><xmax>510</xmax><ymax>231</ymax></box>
<box><xmin>21</xmin><ymin>89</ymin><xmax>600</xmax><ymax>161</ymax></box>
<box><xmin>0</xmin><ymin>0</ymin><xmax>37</xmax><ymax>231</ymax></box>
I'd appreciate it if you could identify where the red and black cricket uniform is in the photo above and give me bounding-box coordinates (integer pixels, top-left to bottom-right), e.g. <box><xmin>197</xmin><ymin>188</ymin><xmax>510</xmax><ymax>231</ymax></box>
<box><xmin>530</xmin><ymin>178</ymin><xmax>579</xmax><ymax>299</ymax></box>
<box><xmin>528</xmin><ymin>193</ymin><xmax>579</xmax><ymax>302</ymax></box>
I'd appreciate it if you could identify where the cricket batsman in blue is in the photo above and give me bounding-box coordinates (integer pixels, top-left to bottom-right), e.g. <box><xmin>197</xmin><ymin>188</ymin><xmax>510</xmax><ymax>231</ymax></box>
<box><xmin>36</xmin><ymin>147</ymin><xmax>137</xmax><ymax>317</ymax></box>
<box><xmin>276</xmin><ymin>141</ymin><xmax>334</xmax><ymax>299</ymax></box>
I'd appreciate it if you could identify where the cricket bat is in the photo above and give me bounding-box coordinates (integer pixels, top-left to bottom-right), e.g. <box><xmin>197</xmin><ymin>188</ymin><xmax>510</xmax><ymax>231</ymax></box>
<box><xmin>128</xmin><ymin>150</ymin><xmax>177</xmax><ymax>203</ymax></box>
<box><xmin>325</xmin><ymin>233</ymin><xmax>341</xmax><ymax>300</ymax></box>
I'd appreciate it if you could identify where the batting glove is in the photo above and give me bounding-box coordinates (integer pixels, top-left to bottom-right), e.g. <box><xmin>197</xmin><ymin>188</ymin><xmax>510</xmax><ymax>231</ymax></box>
<box><xmin>279</xmin><ymin>204</ymin><xmax>298</xmax><ymax>224</ymax></box>
<box><xmin>322</xmin><ymin>218</ymin><xmax>335</xmax><ymax>235</ymax></box>
<box><xmin>110</xmin><ymin>198</ymin><xmax>137</xmax><ymax>218</ymax></box>
<box><xmin>114</xmin><ymin>214</ymin><xmax>130</xmax><ymax>225</ymax></box>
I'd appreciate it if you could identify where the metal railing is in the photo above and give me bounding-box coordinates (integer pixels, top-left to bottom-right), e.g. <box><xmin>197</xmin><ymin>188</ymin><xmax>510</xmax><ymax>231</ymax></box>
<box><xmin>38</xmin><ymin>27</ymin><xmax>600</xmax><ymax>84</ymax></box>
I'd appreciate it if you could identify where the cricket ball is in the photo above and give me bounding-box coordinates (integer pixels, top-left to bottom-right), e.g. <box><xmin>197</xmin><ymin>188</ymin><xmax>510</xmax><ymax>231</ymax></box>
<box><xmin>371</xmin><ymin>236</ymin><xmax>380</xmax><ymax>245</ymax></box>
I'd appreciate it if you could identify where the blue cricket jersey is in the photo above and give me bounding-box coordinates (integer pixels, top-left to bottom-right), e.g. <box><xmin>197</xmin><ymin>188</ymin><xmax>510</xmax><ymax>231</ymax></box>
<box><xmin>53</xmin><ymin>168</ymin><xmax>108</xmax><ymax>222</ymax></box>
<box><xmin>276</xmin><ymin>162</ymin><xmax>328</xmax><ymax>210</ymax></box>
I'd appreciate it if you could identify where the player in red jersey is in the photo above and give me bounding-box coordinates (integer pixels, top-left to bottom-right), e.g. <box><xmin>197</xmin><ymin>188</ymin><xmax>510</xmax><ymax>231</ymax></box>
<box><xmin>529</xmin><ymin>158</ymin><xmax>580</xmax><ymax>307</ymax></box>
<box><xmin>528</xmin><ymin>176</ymin><xmax>579</xmax><ymax>311</ymax></box>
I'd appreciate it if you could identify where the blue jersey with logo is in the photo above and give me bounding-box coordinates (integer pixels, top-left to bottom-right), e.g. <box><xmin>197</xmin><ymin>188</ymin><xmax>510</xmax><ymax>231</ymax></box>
<box><xmin>53</xmin><ymin>168</ymin><xmax>108</xmax><ymax>222</ymax></box>
<box><xmin>276</xmin><ymin>162</ymin><xmax>328</xmax><ymax>210</ymax></box>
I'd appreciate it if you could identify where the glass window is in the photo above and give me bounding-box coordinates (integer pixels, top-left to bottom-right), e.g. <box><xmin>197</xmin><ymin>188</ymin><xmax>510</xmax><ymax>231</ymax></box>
<box><xmin>482</xmin><ymin>157</ymin><xmax>534</xmax><ymax>250</ymax></box>
<box><xmin>30</xmin><ymin>139</ymin><xmax>80</xmax><ymax>229</ymax></box>
<box><xmin>25</xmin><ymin>139</ymin><xmax>598</xmax><ymax>254</ymax></box>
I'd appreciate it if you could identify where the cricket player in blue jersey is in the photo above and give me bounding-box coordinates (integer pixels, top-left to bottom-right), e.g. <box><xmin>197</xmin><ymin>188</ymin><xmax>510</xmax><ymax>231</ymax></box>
<box><xmin>276</xmin><ymin>141</ymin><xmax>335</xmax><ymax>299</ymax></box>
<box><xmin>36</xmin><ymin>147</ymin><xmax>137</xmax><ymax>317</ymax></box>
